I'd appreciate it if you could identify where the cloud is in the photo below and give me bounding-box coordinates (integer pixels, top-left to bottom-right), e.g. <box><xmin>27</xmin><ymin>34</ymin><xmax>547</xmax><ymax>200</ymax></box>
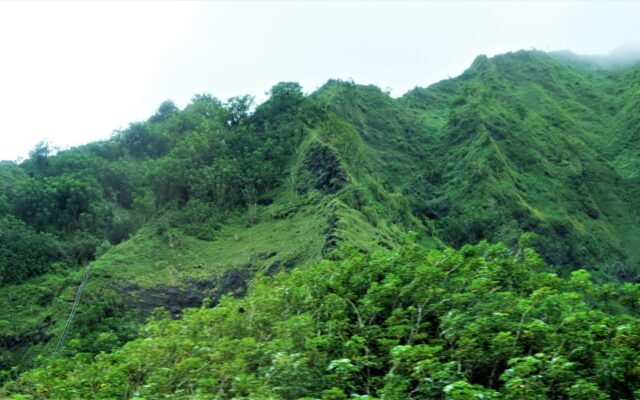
<box><xmin>0</xmin><ymin>1</ymin><xmax>200</xmax><ymax>160</ymax></box>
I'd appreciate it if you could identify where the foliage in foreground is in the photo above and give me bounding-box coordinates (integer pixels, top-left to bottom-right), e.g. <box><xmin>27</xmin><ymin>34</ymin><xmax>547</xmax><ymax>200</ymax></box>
<box><xmin>5</xmin><ymin>239</ymin><xmax>640</xmax><ymax>399</ymax></box>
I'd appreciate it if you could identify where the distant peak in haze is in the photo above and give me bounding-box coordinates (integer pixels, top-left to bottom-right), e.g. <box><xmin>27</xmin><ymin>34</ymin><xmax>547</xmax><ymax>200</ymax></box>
<box><xmin>607</xmin><ymin>43</ymin><xmax>640</xmax><ymax>63</ymax></box>
<box><xmin>551</xmin><ymin>43</ymin><xmax>640</xmax><ymax>70</ymax></box>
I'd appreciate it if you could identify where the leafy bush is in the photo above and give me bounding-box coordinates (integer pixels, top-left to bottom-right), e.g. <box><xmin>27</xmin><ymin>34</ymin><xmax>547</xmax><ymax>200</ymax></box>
<box><xmin>0</xmin><ymin>217</ymin><xmax>63</xmax><ymax>285</ymax></box>
<box><xmin>5</xmin><ymin>240</ymin><xmax>639</xmax><ymax>398</ymax></box>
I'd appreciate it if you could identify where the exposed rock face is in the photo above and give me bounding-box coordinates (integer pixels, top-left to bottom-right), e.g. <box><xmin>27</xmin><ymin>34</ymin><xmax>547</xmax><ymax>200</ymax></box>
<box><xmin>301</xmin><ymin>143</ymin><xmax>348</xmax><ymax>194</ymax></box>
<box><xmin>119</xmin><ymin>268</ymin><xmax>250</xmax><ymax>318</ymax></box>
<box><xmin>0</xmin><ymin>317</ymin><xmax>52</xmax><ymax>371</ymax></box>
<box><xmin>322</xmin><ymin>207</ymin><xmax>340</xmax><ymax>257</ymax></box>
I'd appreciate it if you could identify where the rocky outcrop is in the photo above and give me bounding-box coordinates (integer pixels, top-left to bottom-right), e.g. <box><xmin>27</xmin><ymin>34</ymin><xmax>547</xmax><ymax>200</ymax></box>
<box><xmin>119</xmin><ymin>268</ymin><xmax>250</xmax><ymax>318</ymax></box>
<box><xmin>300</xmin><ymin>143</ymin><xmax>348</xmax><ymax>194</ymax></box>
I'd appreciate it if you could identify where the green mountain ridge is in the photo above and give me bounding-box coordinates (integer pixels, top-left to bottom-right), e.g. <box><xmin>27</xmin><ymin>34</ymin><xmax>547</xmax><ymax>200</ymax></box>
<box><xmin>2</xmin><ymin>50</ymin><xmax>640</xmax><ymax>398</ymax></box>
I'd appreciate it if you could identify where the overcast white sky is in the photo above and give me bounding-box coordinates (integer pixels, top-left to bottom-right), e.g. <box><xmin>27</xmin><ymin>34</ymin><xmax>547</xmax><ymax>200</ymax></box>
<box><xmin>1</xmin><ymin>1</ymin><xmax>639</xmax><ymax>161</ymax></box>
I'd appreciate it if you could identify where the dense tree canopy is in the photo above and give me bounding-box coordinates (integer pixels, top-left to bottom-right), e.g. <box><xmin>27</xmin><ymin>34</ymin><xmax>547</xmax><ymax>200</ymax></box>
<box><xmin>4</xmin><ymin>240</ymin><xmax>640</xmax><ymax>399</ymax></box>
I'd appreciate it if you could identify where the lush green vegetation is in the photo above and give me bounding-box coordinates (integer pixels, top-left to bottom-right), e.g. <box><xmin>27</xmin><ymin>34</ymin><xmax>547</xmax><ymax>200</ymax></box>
<box><xmin>5</xmin><ymin>239</ymin><xmax>640</xmax><ymax>399</ymax></box>
<box><xmin>0</xmin><ymin>83</ymin><xmax>320</xmax><ymax>286</ymax></box>
<box><xmin>2</xmin><ymin>50</ymin><xmax>640</xmax><ymax>397</ymax></box>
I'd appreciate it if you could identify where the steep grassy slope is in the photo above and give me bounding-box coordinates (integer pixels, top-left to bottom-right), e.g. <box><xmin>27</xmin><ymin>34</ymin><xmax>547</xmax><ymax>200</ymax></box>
<box><xmin>399</xmin><ymin>52</ymin><xmax>640</xmax><ymax>279</ymax></box>
<box><xmin>296</xmin><ymin>54</ymin><xmax>640</xmax><ymax>283</ymax></box>
<box><xmin>308</xmin><ymin>54</ymin><xmax>640</xmax><ymax>278</ymax></box>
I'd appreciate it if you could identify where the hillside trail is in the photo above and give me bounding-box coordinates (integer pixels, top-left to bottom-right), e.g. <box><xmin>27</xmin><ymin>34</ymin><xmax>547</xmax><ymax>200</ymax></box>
<box><xmin>54</xmin><ymin>264</ymin><xmax>91</xmax><ymax>353</ymax></box>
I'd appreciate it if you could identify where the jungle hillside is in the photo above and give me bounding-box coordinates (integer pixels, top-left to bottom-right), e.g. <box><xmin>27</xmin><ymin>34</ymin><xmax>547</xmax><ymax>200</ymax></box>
<box><xmin>2</xmin><ymin>50</ymin><xmax>640</xmax><ymax>399</ymax></box>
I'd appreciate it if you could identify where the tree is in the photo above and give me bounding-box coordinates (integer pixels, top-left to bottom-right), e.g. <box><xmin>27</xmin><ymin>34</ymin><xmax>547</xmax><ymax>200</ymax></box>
<box><xmin>225</xmin><ymin>95</ymin><xmax>254</xmax><ymax>126</ymax></box>
<box><xmin>0</xmin><ymin>216</ymin><xmax>63</xmax><ymax>284</ymax></box>
<box><xmin>27</xmin><ymin>140</ymin><xmax>54</xmax><ymax>173</ymax></box>
<box><xmin>149</xmin><ymin>100</ymin><xmax>179</xmax><ymax>123</ymax></box>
